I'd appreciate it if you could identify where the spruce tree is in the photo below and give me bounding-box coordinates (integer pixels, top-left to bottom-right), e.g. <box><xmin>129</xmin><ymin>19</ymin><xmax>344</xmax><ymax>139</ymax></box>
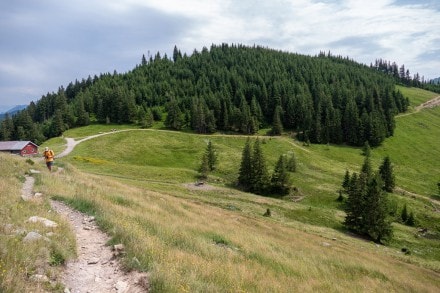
<box><xmin>344</xmin><ymin>173</ymin><xmax>365</xmax><ymax>232</ymax></box>
<box><xmin>250</xmin><ymin>139</ymin><xmax>270</xmax><ymax>194</ymax></box>
<box><xmin>165</xmin><ymin>100</ymin><xmax>184</xmax><ymax>130</ymax></box>
<box><xmin>271</xmin><ymin>105</ymin><xmax>283</xmax><ymax>135</ymax></box>
<box><xmin>361</xmin><ymin>152</ymin><xmax>373</xmax><ymax>179</ymax></box>
<box><xmin>379</xmin><ymin>156</ymin><xmax>395</xmax><ymax>192</ymax></box>
<box><xmin>342</xmin><ymin>170</ymin><xmax>350</xmax><ymax>193</ymax></box>
<box><xmin>145</xmin><ymin>108</ymin><xmax>154</xmax><ymax>128</ymax></box>
<box><xmin>401</xmin><ymin>204</ymin><xmax>408</xmax><ymax>223</ymax></box>
<box><xmin>205</xmin><ymin>140</ymin><xmax>217</xmax><ymax>171</ymax></box>
<box><xmin>363</xmin><ymin>174</ymin><xmax>393</xmax><ymax>243</ymax></box>
<box><xmin>238</xmin><ymin>138</ymin><xmax>253</xmax><ymax>190</ymax></box>
<box><xmin>271</xmin><ymin>155</ymin><xmax>291</xmax><ymax>195</ymax></box>
<box><xmin>286</xmin><ymin>151</ymin><xmax>297</xmax><ymax>172</ymax></box>
<box><xmin>362</xmin><ymin>141</ymin><xmax>371</xmax><ymax>157</ymax></box>
<box><xmin>406</xmin><ymin>211</ymin><xmax>415</xmax><ymax>226</ymax></box>
<box><xmin>199</xmin><ymin>153</ymin><xmax>209</xmax><ymax>180</ymax></box>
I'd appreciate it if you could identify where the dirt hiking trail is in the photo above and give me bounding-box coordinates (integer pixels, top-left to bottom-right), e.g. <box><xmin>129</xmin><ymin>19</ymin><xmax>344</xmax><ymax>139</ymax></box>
<box><xmin>50</xmin><ymin>200</ymin><xmax>148</xmax><ymax>293</ymax></box>
<box><xmin>28</xmin><ymin>130</ymin><xmax>150</xmax><ymax>292</ymax></box>
<box><xmin>397</xmin><ymin>95</ymin><xmax>440</xmax><ymax>118</ymax></box>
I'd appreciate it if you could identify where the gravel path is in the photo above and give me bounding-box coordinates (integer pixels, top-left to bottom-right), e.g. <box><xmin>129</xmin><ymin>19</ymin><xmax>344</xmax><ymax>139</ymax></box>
<box><xmin>50</xmin><ymin>200</ymin><xmax>148</xmax><ymax>293</ymax></box>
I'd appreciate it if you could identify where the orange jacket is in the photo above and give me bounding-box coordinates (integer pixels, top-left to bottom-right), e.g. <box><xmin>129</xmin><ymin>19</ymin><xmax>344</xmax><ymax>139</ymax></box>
<box><xmin>43</xmin><ymin>150</ymin><xmax>55</xmax><ymax>162</ymax></box>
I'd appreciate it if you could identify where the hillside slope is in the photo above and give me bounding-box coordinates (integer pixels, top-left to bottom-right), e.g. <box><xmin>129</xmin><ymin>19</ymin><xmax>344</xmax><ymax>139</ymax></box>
<box><xmin>31</xmin><ymin>87</ymin><xmax>440</xmax><ymax>291</ymax></box>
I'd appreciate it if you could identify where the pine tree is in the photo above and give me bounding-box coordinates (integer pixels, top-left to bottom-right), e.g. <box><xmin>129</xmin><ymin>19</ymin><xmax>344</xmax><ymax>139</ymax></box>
<box><xmin>401</xmin><ymin>203</ymin><xmax>408</xmax><ymax>223</ymax></box>
<box><xmin>199</xmin><ymin>153</ymin><xmax>209</xmax><ymax>180</ymax></box>
<box><xmin>342</xmin><ymin>170</ymin><xmax>350</xmax><ymax>193</ymax></box>
<box><xmin>406</xmin><ymin>211</ymin><xmax>415</xmax><ymax>226</ymax></box>
<box><xmin>271</xmin><ymin>105</ymin><xmax>283</xmax><ymax>135</ymax></box>
<box><xmin>238</xmin><ymin>138</ymin><xmax>253</xmax><ymax>190</ymax></box>
<box><xmin>0</xmin><ymin>114</ymin><xmax>14</xmax><ymax>140</ymax></box>
<box><xmin>344</xmin><ymin>173</ymin><xmax>365</xmax><ymax>232</ymax></box>
<box><xmin>205</xmin><ymin>140</ymin><xmax>217</xmax><ymax>171</ymax></box>
<box><xmin>361</xmin><ymin>153</ymin><xmax>373</xmax><ymax>179</ymax></box>
<box><xmin>379</xmin><ymin>156</ymin><xmax>395</xmax><ymax>192</ymax></box>
<box><xmin>271</xmin><ymin>155</ymin><xmax>291</xmax><ymax>195</ymax></box>
<box><xmin>286</xmin><ymin>152</ymin><xmax>296</xmax><ymax>172</ymax></box>
<box><xmin>363</xmin><ymin>174</ymin><xmax>393</xmax><ymax>243</ymax></box>
<box><xmin>362</xmin><ymin>141</ymin><xmax>371</xmax><ymax>157</ymax></box>
<box><xmin>141</xmin><ymin>54</ymin><xmax>147</xmax><ymax>66</ymax></box>
<box><xmin>145</xmin><ymin>108</ymin><xmax>154</xmax><ymax>128</ymax></box>
<box><xmin>250</xmin><ymin>139</ymin><xmax>270</xmax><ymax>194</ymax></box>
<box><xmin>165</xmin><ymin>99</ymin><xmax>184</xmax><ymax>130</ymax></box>
<box><xmin>50</xmin><ymin>109</ymin><xmax>65</xmax><ymax>137</ymax></box>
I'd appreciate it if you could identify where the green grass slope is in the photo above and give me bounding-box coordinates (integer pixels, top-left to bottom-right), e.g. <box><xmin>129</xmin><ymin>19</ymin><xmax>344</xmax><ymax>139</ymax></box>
<box><xmin>32</xmin><ymin>86</ymin><xmax>440</xmax><ymax>292</ymax></box>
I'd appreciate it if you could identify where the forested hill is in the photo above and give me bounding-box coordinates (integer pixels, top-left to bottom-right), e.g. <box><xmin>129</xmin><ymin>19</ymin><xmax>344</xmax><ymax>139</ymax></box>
<box><xmin>0</xmin><ymin>44</ymin><xmax>409</xmax><ymax>146</ymax></box>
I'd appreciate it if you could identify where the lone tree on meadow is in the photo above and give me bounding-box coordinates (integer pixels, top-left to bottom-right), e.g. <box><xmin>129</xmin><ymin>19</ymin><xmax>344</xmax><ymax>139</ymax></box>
<box><xmin>205</xmin><ymin>140</ymin><xmax>218</xmax><ymax>171</ymax></box>
<box><xmin>199</xmin><ymin>140</ymin><xmax>218</xmax><ymax>179</ymax></box>
<box><xmin>199</xmin><ymin>153</ymin><xmax>210</xmax><ymax>180</ymax></box>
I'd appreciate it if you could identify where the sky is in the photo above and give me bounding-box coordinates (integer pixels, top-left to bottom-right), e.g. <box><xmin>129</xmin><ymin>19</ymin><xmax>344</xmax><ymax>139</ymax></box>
<box><xmin>1</xmin><ymin>0</ymin><xmax>439</xmax><ymax>108</ymax></box>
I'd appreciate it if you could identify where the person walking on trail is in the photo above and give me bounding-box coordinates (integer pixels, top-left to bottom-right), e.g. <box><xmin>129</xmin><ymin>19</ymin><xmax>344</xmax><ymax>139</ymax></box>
<box><xmin>43</xmin><ymin>147</ymin><xmax>55</xmax><ymax>171</ymax></box>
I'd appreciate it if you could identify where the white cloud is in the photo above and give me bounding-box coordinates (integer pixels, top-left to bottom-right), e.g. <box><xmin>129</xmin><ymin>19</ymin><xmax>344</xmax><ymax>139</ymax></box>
<box><xmin>0</xmin><ymin>0</ymin><xmax>439</xmax><ymax>105</ymax></box>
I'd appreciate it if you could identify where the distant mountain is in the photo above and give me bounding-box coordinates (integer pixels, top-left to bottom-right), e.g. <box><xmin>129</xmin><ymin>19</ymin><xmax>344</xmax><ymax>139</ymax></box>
<box><xmin>0</xmin><ymin>105</ymin><xmax>27</xmax><ymax>120</ymax></box>
<box><xmin>0</xmin><ymin>105</ymin><xmax>12</xmax><ymax>113</ymax></box>
<box><xmin>431</xmin><ymin>77</ymin><xmax>440</xmax><ymax>84</ymax></box>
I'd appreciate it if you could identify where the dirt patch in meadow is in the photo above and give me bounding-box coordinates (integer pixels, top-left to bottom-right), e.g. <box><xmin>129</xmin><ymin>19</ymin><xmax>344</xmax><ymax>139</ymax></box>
<box><xmin>183</xmin><ymin>182</ymin><xmax>221</xmax><ymax>191</ymax></box>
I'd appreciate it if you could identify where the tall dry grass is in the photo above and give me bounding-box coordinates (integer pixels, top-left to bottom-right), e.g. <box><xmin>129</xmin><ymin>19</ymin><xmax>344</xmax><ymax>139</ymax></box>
<box><xmin>0</xmin><ymin>153</ymin><xmax>75</xmax><ymax>292</ymax></box>
<box><xmin>40</xmin><ymin>163</ymin><xmax>440</xmax><ymax>292</ymax></box>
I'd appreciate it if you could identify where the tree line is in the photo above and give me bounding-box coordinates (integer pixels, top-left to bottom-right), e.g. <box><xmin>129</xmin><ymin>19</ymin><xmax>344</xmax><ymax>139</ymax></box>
<box><xmin>1</xmin><ymin>44</ymin><xmax>409</xmax><ymax>146</ymax></box>
<box><xmin>371</xmin><ymin>58</ymin><xmax>440</xmax><ymax>93</ymax></box>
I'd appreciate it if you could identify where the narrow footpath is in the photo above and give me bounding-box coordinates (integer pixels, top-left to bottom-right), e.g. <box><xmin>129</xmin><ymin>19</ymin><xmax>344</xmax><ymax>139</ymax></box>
<box><xmin>22</xmin><ymin>132</ymin><xmax>149</xmax><ymax>292</ymax></box>
<box><xmin>50</xmin><ymin>200</ymin><xmax>148</xmax><ymax>293</ymax></box>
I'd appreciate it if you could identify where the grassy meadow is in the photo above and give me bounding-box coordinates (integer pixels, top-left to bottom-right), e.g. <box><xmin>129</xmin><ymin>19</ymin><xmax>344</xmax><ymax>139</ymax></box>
<box><xmin>1</xmin><ymin>86</ymin><xmax>439</xmax><ymax>292</ymax></box>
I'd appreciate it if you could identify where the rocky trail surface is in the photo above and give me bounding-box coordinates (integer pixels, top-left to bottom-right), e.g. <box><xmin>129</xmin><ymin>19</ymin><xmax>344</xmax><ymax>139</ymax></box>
<box><xmin>22</xmin><ymin>137</ymin><xmax>149</xmax><ymax>292</ymax></box>
<box><xmin>50</xmin><ymin>200</ymin><xmax>148</xmax><ymax>293</ymax></box>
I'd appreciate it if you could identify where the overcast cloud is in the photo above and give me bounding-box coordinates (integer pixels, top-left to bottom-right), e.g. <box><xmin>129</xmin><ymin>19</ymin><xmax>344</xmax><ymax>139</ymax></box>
<box><xmin>1</xmin><ymin>0</ymin><xmax>439</xmax><ymax>107</ymax></box>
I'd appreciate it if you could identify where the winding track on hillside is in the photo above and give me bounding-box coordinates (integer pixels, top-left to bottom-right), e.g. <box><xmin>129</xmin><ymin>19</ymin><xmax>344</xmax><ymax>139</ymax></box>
<box><xmin>396</xmin><ymin>95</ymin><xmax>440</xmax><ymax>118</ymax></box>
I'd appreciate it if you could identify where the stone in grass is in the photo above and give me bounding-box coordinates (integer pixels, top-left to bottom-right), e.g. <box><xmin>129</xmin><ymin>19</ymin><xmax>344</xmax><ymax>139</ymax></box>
<box><xmin>30</xmin><ymin>274</ymin><xmax>49</xmax><ymax>283</ymax></box>
<box><xmin>23</xmin><ymin>231</ymin><xmax>43</xmax><ymax>242</ymax></box>
<box><xmin>27</xmin><ymin>216</ymin><xmax>58</xmax><ymax>228</ymax></box>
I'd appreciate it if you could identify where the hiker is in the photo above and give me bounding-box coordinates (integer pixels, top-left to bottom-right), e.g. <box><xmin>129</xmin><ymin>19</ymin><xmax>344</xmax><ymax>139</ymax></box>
<box><xmin>43</xmin><ymin>147</ymin><xmax>55</xmax><ymax>171</ymax></box>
